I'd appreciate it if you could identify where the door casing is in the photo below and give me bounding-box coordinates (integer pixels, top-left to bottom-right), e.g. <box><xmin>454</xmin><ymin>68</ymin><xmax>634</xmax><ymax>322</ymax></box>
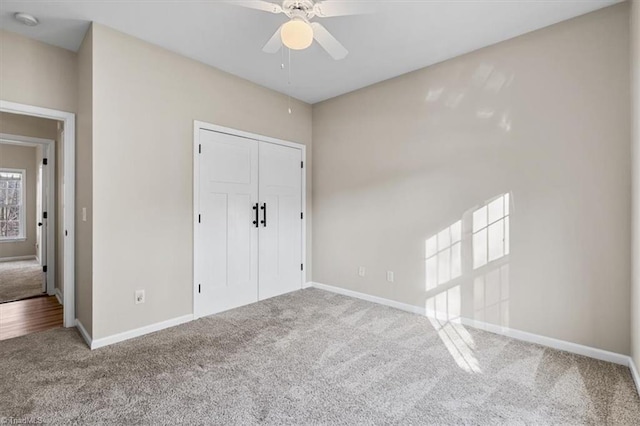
<box><xmin>193</xmin><ymin>121</ymin><xmax>307</xmax><ymax>319</ymax></box>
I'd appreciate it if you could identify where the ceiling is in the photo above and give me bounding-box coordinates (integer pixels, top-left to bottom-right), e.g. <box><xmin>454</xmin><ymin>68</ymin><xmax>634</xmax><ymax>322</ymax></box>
<box><xmin>0</xmin><ymin>0</ymin><xmax>623</xmax><ymax>104</ymax></box>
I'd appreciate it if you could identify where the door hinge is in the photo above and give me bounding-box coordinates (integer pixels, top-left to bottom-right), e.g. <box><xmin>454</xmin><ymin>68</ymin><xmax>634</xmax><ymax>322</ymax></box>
<box><xmin>198</xmin><ymin>214</ymin><xmax>201</xmax><ymax>223</ymax></box>
<box><xmin>43</xmin><ymin>211</ymin><xmax>48</xmax><ymax>219</ymax></box>
<box><xmin>65</xmin><ymin>230</ymin><xmax>68</xmax><ymax>236</ymax></box>
<box><xmin>301</xmin><ymin>212</ymin><xmax>303</xmax><ymax>219</ymax></box>
<box><xmin>301</xmin><ymin>264</ymin><xmax>304</xmax><ymax>271</ymax></box>
<box><xmin>43</xmin><ymin>158</ymin><xmax>48</xmax><ymax>165</ymax></box>
<box><xmin>199</xmin><ymin>144</ymin><xmax>202</xmax><ymax>154</ymax></box>
<box><xmin>198</xmin><ymin>284</ymin><xmax>201</xmax><ymax>294</ymax></box>
<box><xmin>43</xmin><ymin>265</ymin><xmax>47</xmax><ymax>273</ymax></box>
<box><xmin>301</xmin><ymin>161</ymin><xmax>304</xmax><ymax>168</ymax></box>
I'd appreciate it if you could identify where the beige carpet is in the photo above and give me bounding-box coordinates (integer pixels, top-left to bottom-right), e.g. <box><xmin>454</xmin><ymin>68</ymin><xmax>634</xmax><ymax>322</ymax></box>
<box><xmin>0</xmin><ymin>259</ymin><xmax>45</xmax><ymax>303</ymax></box>
<box><xmin>1</xmin><ymin>288</ymin><xmax>639</xmax><ymax>424</ymax></box>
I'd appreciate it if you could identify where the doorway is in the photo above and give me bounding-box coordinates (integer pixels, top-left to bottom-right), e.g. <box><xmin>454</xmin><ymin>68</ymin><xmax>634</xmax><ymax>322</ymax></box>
<box><xmin>0</xmin><ymin>134</ymin><xmax>55</xmax><ymax>303</ymax></box>
<box><xmin>0</xmin><ymin>101</ymin><xmax>76</xmax><ymax>331</ymax></box>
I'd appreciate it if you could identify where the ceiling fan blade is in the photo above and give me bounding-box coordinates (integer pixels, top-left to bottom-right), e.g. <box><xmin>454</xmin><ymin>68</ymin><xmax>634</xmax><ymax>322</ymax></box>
<box><xmin>313</xmin><ymin>1</ymin><xmax>373</xmax><ymax>17</ymax></box>
<box><xmin>231</xmin><ymin>1</ymin><xmax>283</xmax><ymax>14</ymax></box>
<box><xmin>262</xmin><ymin>25</ymin><xmax>284</xmax><ymax>53</ymax></box>
<box><xmin>310</xmin><ymin>22</ymin><xmax>348</xmax><ymax>60</ymax></box>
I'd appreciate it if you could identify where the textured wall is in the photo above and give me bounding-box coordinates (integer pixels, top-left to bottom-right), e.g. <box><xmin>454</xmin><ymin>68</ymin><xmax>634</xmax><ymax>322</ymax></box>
<box><xmin>631</xmin><ymin>0</ymin><xmax>640</xmax><ymax>372</ymax></box>
<box><xmin>313</xmin><ymin>4</ymin><xmax>631</xmax><ymax>354</ymax></box>
<box><xmin>0</xmin><ymin>30</ymin><xmax>77</xmax><ymax>113</ymax></box>
<box><xmin>76</xmin><ymin>26</ymin><xmax>94</xmax><ymax>334</ymax></box>
<box><xmin>90</xmin><ymin>24</ymin><xmax>312</xmax><ymax>339</ymax></box>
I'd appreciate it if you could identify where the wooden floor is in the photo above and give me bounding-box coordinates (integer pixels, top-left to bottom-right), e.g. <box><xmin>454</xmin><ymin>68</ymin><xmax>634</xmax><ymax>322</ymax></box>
<box><xmin>0</xmin><ymin>296</ymin><xmax>63</xmax><ymax>341</ymax></box>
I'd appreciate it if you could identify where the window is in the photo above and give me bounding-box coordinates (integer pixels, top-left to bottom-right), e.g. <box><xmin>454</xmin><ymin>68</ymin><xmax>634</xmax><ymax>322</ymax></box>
<box><xmin>472</xmin><ymin>193</ymin><xmax>509</xmax><ymax>269</ymax></box>
<box><xmin>0</xmin><ymin>169</ymin><xmax>26</xmax><ymax>241</ymax></box>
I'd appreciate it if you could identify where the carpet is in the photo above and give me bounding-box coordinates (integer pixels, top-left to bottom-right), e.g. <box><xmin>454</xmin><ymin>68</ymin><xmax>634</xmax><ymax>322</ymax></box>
<box><xmin>0</xmin><ymin>288</ymin><xmax>638</xmax><ymax>424</ymax></box>
<box><xmin>0</xmin><ymin>259</ymin><xmax>44</xmax><ymax>304</ymax></box>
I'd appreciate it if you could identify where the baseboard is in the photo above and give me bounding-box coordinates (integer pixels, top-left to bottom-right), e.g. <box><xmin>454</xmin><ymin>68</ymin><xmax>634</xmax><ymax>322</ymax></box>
<box><xmin>75</xmin><ymin>319</ymin><xmax>92</xmax><ymax>348</ymax></box>
<box><xmin>308</xmin><ymin>282</ymin><xmax>631</xmax><ymax>367</ymax></box>
<box><xmin>459</xmin><ymin>317</ymin><xmax>629</xmax><ymax>366</ymax></box>
<box><xmin>0</xmin><ymin>255</ymin><xmax>36</xmax><ymax>263</ymax></box>
<box><xmin>303</xmin><ymin>281</ymin><xmax>314</xmax><ymax>289</ymax></box>
<box><xmin>54</xmin><ymin>288</ymin><xmax>63</xmax><ymax>305</ymax></box>
<box><xmin>630</xmin><ymin>358</ymin><xmax>640</xmax><ymax>395</ymax></box>
<box><xmin>309</xmin><ymin>282</ymin><xmax>426</xmax><ymax>315</ymax></box>
<box><xmin>90</xmin><ymin>314</ymin><xmax>193</xmax><ymax>350</ymax></box>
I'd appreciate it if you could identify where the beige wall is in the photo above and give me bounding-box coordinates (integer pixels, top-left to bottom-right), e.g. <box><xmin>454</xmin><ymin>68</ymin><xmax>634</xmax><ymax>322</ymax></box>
<box><xmin>76</xmin><ymin>27</ymin><xmax>93</xmax><ymax>334</ymax></box>
<box><xmin>90</xmin><ymin>24</ymin><xmax>312</xmax><ymax>339</ymax></box>
<box><xmin>631</xmin><ymin>0</ymin><xmax>640</xmax><ymax>371</ymax></box>
<box><xmin>312</xmin><ymin>4</ymin><xmax>631</xmax><ymax>354</ymax></box>
<box><xmin>0</xmin><ymin>143</ymin><xmax>37</xmax><ymax>258</ymax></box>
<box><xmin>0</xmin><ymin>29</ymin><xmax>78</xmax><ymax>319</ymax></box>
<box><xmin>0</xmin><ymin>30</ymin><xmax>77</xmax><ymax>113</ymax></box>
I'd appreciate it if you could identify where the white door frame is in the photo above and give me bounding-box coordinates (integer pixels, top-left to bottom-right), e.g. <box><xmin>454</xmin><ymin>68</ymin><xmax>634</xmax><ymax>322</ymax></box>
<box><xmin>0</xmin><ymin>133</ymin><xmax>56</xmax><ymax>296</ymax></box>
<box><xmin>193</xmin><ymin>120</ymin><xmax>306</xmax><ymax>319</ymax></box>
<box><xmin>0</xmin><ymin>100</ymin><xmax>76</xmax><ymax>327</ymax></box>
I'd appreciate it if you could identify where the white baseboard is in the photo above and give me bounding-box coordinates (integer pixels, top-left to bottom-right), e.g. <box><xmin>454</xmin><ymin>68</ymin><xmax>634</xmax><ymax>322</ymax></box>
<box><xmin>0</xmin><ymin>255</ymin><xmax>36</xmax><ymax>263</ymax></box>
<box><xmin>89</xmin><ymin>314</ymin><xmax>193</xmax><ymax>350</ymax></box>
<box><xmin>310</xmin><ymin>282</ymin><xmax>425</xmax><ymax>315</ymax></box>
<box><xmin>75</xmin><ymin>319</ymin><xmax>92</xmax><ymax>348</ymax></box>
<box><xmin>630</xmin><ymin>358</ymin><xmax>640</xmax><ymax>394</ymax></box>
<box><xmin>459</xmin><ymin>317</ymin><xmax>629</xmax><ymax>366</ymax></box>
<box><xmin>54</xmin><ymin>288</ymin><xmax>63</xmax><ymax>305</ymax></box>
<box><xmin>308</xmin><ymin>282</ymin><xmax>638</xmax><ymax>393</ymax></box>
<box><xmin>303</xmin><ymin>281</ymin><xmax>314</xmax><ymax>289</ymax></box>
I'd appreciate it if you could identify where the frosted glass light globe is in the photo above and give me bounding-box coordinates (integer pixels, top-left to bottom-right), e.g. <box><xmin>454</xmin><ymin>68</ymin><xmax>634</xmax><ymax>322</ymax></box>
<box><xmin>281</xmin><ymin>19</ymin><xmax>313</xmax><ymax>50</ymax></box>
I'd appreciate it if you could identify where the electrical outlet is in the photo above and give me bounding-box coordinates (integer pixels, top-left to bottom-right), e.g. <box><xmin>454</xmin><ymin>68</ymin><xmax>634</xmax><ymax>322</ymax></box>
<box><xmin>135</xmin><ymin>290</ymin><xmax>145</xmax><ymax>304</ymax></box>
<box><xmin>387</xmin><ymin>271</ymin><xmax>394</xmax><ymax>283</ymax></box>
<box><xmin>358</xmin><ymin>266</ymin><xmax>366</xmax><ymax>277</ymax></box>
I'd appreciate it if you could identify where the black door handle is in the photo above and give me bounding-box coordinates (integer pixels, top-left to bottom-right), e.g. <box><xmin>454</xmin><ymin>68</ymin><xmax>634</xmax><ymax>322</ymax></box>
<box><xmin>260</xmin><ymin>203</ymin><xmax>267</xmax><ymax>227</ymax></box>
<box><xmin>252</xmin><ymin>203</ymin><xmax>259</xmax><ymax>228</ymax></box>
<box><xmin>38</xmin><ymin>222</ymin><xmax>43</xmax><ymax>227</ymax></box>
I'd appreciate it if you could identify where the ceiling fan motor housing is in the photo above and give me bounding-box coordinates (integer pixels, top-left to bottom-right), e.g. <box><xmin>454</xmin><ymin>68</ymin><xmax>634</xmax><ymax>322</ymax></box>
<box><xmin>283</xmin><ymin>0</ymin><xmax>316</xmax><ymax>19</ymax></box>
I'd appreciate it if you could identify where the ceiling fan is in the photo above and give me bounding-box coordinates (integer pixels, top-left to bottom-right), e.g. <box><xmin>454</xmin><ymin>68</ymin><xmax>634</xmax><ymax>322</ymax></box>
<box><xmin>231</xmin><ymin>0</ymin><xmax>372</xmax><ymax>60</ymax></box>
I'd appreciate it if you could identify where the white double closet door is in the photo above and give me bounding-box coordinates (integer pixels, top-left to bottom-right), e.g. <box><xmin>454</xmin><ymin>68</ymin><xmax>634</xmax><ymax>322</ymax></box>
<box><xmin>196</xmin><ymin>129</ymin><xmax>303</xmax><ymax>318</ymax></box>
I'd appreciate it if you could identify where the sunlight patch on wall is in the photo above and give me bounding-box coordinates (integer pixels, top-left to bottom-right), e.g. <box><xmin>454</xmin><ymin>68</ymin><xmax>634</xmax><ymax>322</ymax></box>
<box><xmin>474</xmin><ymin>264</ymin><xmax>510</xmax><ymax>327</ymax></box>
<box><xmin>425</xmin><ymin>220</ymin><xmax>462</xmax><ymax>291</ymax></box>
<box><xmin>473</xmin><ymin>193</ymin><xmax>510</xmax><ymax>269</ymax></box>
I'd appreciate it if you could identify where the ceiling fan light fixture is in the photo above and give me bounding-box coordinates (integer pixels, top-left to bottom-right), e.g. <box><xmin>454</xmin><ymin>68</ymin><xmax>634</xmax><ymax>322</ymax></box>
<box><xmin>280</xmin><ymin>18</ymin><xmax>313</xmax><ymax>50</ymax></box>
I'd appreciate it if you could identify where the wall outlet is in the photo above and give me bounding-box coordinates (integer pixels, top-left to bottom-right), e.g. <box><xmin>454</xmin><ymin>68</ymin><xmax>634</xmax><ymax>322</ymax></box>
<box><xmin>135</xmin><ymin>290</ymin><xmax>145</xmax><ymax>304</ymax></box>
<box><xmin>358</xmin><ymin>266</ymin><xmax>366</xmax><ymax>277</ymax></box>
<box><xmin>387</xmin><ymin>271</ymin><xmax>394</xmax><ymax>283</ymax></box>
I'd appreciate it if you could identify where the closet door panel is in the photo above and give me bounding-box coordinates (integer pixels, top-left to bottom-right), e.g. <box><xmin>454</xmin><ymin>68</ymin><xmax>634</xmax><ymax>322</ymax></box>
<box><xmin>196</xmin><ymin>130</ymin><xmax>259</xmax><ymax>317</ymax></box>
<box><xmin>258</xmin><ymin>142</ymin><xmax>303</xmax><ymax>300</ymax></box>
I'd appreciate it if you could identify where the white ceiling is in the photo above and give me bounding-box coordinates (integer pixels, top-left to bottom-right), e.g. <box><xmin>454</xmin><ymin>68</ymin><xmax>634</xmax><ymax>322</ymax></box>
<box><xmin>0</xmin><ymin>0</ymin><xmax>623</xmax><ymax>104</ymax></box>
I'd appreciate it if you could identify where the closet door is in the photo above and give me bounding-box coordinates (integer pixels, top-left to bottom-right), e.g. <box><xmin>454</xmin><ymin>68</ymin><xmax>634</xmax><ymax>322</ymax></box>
<box><xmin>196</xmin><ymin>130</ymin><xmax>259</xmax><ymax>317</ymax></box>
<box><xmin>258</xmin><ymin>142</ymin><xmax>303</xmax><ymax>300</ymax></box>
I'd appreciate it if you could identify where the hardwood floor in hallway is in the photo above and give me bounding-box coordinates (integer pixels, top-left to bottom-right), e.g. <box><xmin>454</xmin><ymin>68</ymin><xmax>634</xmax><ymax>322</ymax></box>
<box><xmin>0</xmin><ymin>296</ymin><xmax>63</xmax><ymax>341</ymax></box>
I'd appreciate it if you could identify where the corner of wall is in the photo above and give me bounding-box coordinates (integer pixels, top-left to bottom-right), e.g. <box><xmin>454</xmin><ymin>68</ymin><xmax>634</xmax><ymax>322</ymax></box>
<box><xmin>75</xmin><ymin>23</ymin><xmax>94</xmax><ymax>337</ymax></box>
<box><xmin>631</xmin><ymin>0</ymin><xmax>640</xmax><ymax>378</ymax></box>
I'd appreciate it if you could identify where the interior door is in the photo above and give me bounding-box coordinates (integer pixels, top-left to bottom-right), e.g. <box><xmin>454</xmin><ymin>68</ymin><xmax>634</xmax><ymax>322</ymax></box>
<box><xmin>258</xmin><ymin>142</ymin><xmax>303</xmax><ymax>300</ymax></box>
<box><xmin>196</xmin><ymin>130</ymin><xmax>259</xmax><ymax>317</ymax></box>
<box><xmin>36</xmin><ymin>161</ymin><xmax>46</xmax><ymax>293</ymax></box>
